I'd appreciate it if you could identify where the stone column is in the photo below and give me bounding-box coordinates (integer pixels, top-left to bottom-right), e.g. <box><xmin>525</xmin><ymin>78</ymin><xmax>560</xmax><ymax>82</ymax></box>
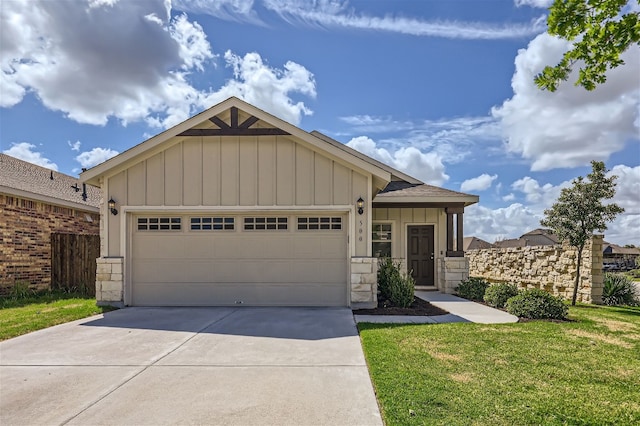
<box><xmin>438</xmin><ymin>257</ymin><xmax>470</xmax><ymax>294</ymax></box>
<box><xmin>351</xmin><ymin>257</ymin><xmax>378</xmax><ymax>309</ymax></box>
<box><xmin>96</xmin><ymin>256</ymin><xmax>124</xmax><ymax>307</ymax></box>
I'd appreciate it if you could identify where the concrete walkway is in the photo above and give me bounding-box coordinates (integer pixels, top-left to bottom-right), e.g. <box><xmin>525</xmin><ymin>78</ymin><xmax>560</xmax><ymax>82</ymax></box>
<box><xmin>354</xmin><ymin>291</ymin><xmax>519</xmax><ymax>324</ymax></box>
<box><xmin>0</xmin><ymin>307</ymin><xmax>382</xmax><ymax>426</ymax></box>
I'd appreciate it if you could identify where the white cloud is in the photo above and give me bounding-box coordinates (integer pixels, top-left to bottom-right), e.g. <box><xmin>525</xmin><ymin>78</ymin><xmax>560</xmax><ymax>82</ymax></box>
<box><xmin>514</xmin><ymin>0</ymin><xmax>552</xmax><ymax>7</ymax></box>
<box><xmin>466</xmin><ymin>165</ymin><xmax>640</xmax><ymax>245</ymax></box>
<box><xmin>346</xmin><ymin>136</ymin><xmax>448</xmax><ymax>185</ymax></box>
<box><xmin>338</xmin><ymin>114</ymin><xmax>502</xmax><ymax>165</ymax></box>
<box><xmin>0</xmin><ymin>0</ymin><xmax>212</xmax><ymax>127</ymax></box>
<box><xmin>262</xmin><ymin>0</ymin><xmax>546</xmax><ymax>40</ymax></box>
<box><xmin>75</xmin><ymin>147</ymin><xmax>119</xmax><ymax>168</ymax></box>
<box><xmin>198</xmin><ymin>51</ymin><xmax>316</xmax><ymax>126</ymax></box>
<box><xmin>465</xmin><ymin>203</ymin><xmax>543</xmax><ymax>243</ymax></box>
<box><xmin>502</xmin><ymin>193</ymin><xmax>516</xmax><ymax>201</ymax></box>
<box><xmin>492</xmin><ymin>33</ymin><xmax>640</xmax><ymax>171</ymax></box>
<box><xmin>1</xmin><ymin>0</ymin><xmax>317</xmax><ymax>130</ymax></box>
<box><xmin>2</xmin><ymin>142</ymin><xmax>58</xmax><ymax>170</ymax></box>
<box><xmin>68</xmin><ymin>141</ymin><xmax>82</xmax><ymax>152</ymax></box>
<box><xmin>461</xmin><ymin>174</ymin><xmax>498</xmax><ymax>192</ymax></box>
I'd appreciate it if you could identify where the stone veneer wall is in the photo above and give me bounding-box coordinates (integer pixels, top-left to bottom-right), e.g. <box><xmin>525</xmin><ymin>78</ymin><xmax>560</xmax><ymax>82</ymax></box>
<box><xmin>467</xmin><ymin>236</ymin><xmax>603</xmax><ymax>303</ymax></box>
<box><xmin>351</xmin><ymin>257</ymin><xmax>378</xmax><ymax>308</ymax></box>
<box><xmin>438</xmin><ymin>257</ymin><xmax>470</xmax><ymax>294</ymax></box>
<box><xmin>0</xmin><ymin>193</ymin><xmax>99</xmax><ymax>294</ymax></box>
<box><xmin>95</xmin><ymin>257</ymin><xmax>124</xmax><ymax>307</ymax></box>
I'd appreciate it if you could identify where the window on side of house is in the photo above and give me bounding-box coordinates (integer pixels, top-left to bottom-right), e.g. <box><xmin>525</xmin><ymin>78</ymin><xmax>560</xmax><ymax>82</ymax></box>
<box><xmin>372</xmin><ymin>222</ymin><xmax>392</xmax><ymax>258</ymax></box>
<box><xmin>137</xmin><ymin>217</ymin><xmax>182</xmax><ymax>231</ymax></box>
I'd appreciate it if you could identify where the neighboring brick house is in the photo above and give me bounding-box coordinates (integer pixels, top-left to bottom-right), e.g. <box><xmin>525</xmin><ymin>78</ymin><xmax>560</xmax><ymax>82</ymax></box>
<box><xmin>0</xmin><ymin>154</ymin><xmax>101</xmax><ymax>293</ymax></box>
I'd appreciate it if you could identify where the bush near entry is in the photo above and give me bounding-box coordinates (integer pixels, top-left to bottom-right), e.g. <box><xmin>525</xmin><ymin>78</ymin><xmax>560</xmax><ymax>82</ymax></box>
<box><xmin>455</xmin><ymin>277</ymin><xmax>489</xmax><ymax>302</ymax></box>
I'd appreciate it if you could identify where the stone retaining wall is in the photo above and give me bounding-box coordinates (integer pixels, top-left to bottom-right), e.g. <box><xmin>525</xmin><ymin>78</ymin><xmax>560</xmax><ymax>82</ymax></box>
<box><xmin>467</xmin><ymin>236</ymin><xmax>603</xmax><ymax>303</ymax></box>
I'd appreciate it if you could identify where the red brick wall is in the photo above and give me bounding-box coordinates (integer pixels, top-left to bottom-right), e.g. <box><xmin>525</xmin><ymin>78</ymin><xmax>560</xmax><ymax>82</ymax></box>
<box><xmin>0</xmin><ymin>194</ymin><xmax>100</xmax><ymax>293</ymax></box>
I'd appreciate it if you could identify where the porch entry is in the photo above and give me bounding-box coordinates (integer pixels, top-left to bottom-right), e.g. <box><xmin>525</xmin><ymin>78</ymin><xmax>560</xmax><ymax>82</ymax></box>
<box><xmin>407</xmin><ymin>225</ymin><xmax>435</xmax><ymax>286</ymax></box>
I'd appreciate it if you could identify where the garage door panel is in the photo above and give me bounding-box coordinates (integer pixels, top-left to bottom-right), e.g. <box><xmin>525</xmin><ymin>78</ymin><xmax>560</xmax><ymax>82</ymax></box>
<box><xmin>133</xmin><ymin>282</ymin><xmax>346</xmax><ymax>307</ymax></box>
<box><xmin>131</xmin><ymin>213</ymin><xmax>348</xmax><ymax>306</ymax></box>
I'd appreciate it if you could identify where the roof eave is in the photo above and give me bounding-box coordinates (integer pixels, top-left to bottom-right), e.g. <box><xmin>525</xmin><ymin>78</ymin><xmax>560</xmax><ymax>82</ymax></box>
<box><xmin>373</xmin><ymin>194</ymin><xmax>479</xmax><ymax>207</ymax></box>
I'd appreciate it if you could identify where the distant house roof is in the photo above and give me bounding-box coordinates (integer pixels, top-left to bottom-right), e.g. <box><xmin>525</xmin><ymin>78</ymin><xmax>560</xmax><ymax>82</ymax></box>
<box><xmin>493</xmin><ymin>228</ymin><xmax>559</xmax><ymax>248</ymax></box>
<box><xmin>603</xmin><ymin>242</ymin><xmax>640</xmax><ymax>256</ymax></box>
<box><xmin>0</xmin><ymin>154</ymin><xmax>100</xmax><ymax>211</ymax></box>
<box><xmin>463</xmin><ymin>236</ymin><xmax>494</xmax><ymax>250</ymax></box>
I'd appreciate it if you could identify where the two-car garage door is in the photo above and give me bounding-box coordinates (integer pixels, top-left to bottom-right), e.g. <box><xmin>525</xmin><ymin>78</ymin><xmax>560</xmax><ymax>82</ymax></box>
<box><xmin>130</xmin><ymin>213</ymin><xmax>348</xmax><ymax>306</ymax></box>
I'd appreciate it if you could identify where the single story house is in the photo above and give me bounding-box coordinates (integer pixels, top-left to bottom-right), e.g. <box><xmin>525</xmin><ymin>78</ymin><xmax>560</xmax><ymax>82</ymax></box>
<box><xmin>603</xmin><ymin>242</ymin><xmax>639</xmax><ymax>271</ymax></box>
<box><xmin>81</xmin><ymin>97</ymin><xmax>478</xmax><ymax>308</ymax></box>
<box><xmin>0</xmin><ymin>154</ymin><xmax>100</xmax><ymax>293</ymax></box>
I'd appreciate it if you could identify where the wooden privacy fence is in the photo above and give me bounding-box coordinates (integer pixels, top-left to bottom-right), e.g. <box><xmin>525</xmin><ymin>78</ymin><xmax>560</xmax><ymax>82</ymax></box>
<box><xmin>51</xmin><ymin>233</ymin><xmax>100</xmax><ymax>296</ymax></box>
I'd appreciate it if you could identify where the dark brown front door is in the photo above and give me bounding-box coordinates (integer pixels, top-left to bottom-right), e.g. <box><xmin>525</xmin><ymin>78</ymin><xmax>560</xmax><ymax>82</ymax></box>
<box><xmin>407</xmin><ymin>225</ymin><xmax>435</xmax><ymax>286</ymax></box>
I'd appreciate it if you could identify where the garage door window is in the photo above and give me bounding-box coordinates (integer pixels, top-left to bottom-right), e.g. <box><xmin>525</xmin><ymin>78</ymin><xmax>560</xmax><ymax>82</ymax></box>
<box><xmin>137</xmin><ymin>217</ymin><xmax>181</xmax><ymax>231</ymax></box>
<box><xmin>190</xmin><ymin>217</ymin><xmax>234</xmax><ymax>231</ymax></box>
<box><xmin>297</xmin><ymin>217</ymin><xmax>342</xmax><ymax>230</ymax></box>
<box><xmin>244</xmin><ymin>217</ymin><xmax>288</xmax><ymax>230</ymax></box>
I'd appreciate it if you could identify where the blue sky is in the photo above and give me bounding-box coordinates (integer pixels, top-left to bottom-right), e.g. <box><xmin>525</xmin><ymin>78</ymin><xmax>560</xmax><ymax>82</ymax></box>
<box><xmin>1</xmin><ymin>0</ymin><xmax>639</xmax><ymax>244</ymax></box>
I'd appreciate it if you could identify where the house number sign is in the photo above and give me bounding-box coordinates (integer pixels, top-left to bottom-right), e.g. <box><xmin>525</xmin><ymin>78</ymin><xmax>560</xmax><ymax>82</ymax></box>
<box><xmin>358</xmin><ymin>220</ymin><xmax>363</xmax><ymax>242</ymax></box>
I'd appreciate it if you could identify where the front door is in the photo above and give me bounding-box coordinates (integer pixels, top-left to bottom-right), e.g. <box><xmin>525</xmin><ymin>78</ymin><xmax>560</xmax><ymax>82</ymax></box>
<box><xmin>407</xmin><ymin>225</ymin><xmax>435</xmax><ymax>286</ymax></box>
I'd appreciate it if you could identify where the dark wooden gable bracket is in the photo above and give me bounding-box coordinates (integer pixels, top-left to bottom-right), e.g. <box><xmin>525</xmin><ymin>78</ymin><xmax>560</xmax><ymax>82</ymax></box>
<box><xmin>178</xmin><ymin>107</ymin><xmax>291</xmax><ymax>136</ymax></box>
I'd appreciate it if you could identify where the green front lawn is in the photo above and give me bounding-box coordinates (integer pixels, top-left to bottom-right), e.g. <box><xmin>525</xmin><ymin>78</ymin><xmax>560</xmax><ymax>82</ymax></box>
<box><xmin>0</xmin><ymin>292</ymin><xmax>114</xmax><ymax>341</ymax></box>
<box><xmin>359</xmin><ymin>304</ymin><xmax>640</xmax><ymax>425</ymax></box>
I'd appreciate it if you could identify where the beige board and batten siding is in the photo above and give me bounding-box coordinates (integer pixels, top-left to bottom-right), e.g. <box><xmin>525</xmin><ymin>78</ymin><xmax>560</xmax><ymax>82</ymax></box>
<box><xmin>372</xmin><ymin>207</ymin><xmax>445</xmax><ymax>262</ymax></box>
<box><xmin>105</xmin><ymin>135</ymin><xmax>370</xmax><ymax>257</ymax></box>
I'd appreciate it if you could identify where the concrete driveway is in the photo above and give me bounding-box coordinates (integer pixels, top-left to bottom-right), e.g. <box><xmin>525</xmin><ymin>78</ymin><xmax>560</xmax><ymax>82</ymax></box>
<box><xmin>0</xmin><ymin>307</ymin><xmax>382</xmax><ymax>426</ymax></box>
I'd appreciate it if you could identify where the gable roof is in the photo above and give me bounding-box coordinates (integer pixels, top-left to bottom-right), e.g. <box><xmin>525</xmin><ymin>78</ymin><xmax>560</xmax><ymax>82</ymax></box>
<box><xmin>81</xmin><ymin>97</ymin><xmax>391</xmax><ymax>186</ymax></box>
<box><xmin>0</xmin><ymin>154</ymin><xmax>100</xmax><ymax>211</ymax></box>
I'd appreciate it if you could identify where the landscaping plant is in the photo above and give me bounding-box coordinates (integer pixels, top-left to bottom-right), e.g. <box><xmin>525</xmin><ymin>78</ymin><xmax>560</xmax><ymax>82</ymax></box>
<box><xmin>505</xmin><ymin>288</ymin><xmax>568</xmax><ymax>320</ymax></box>
<box><xmin>602</xmin><ymin>272</ymin><xmax>639</xmax><ymax>306</ymax></box>
<box><xmin>377</xmin><ymin>257</ymin><xmax>415</xmax><ymax>308</ymax></box>
<box><xmin>483</xmin><ymin>282</ymin><xmax>519</xmax><ymax>309</ymax></box>
<box><xmin>454</xmin><ymin>277</ymin><xmax>489</xmax><ymax>302</ymax></box>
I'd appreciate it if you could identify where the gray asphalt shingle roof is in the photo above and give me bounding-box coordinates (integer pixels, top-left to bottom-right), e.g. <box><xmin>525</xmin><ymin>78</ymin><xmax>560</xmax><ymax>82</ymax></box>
<box><xmin>0</xmin><ymin>154</ymin><xmax>101</xmax><ymax>209</ymax></box>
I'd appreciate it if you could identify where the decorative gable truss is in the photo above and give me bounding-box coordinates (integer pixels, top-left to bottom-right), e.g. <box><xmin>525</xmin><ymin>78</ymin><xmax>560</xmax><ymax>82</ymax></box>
<box><xmin>178</xmin><ymin>107</ymin><xmax>291</xmax><ymax>137</ymax></box>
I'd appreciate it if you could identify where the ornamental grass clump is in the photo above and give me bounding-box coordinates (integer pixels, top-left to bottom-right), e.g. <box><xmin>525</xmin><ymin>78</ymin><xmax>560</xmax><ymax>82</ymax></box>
<box><xmin>505</xmin><ymin>288</ymin><xmax>568</xmax><ymax>320</ymax></box>
<box><xmin>602</xmin><ymin>273</ymin><xmax>639</xmax><ymax>306</ymax></box>
<box><xmin>483</xmin><ymin>282</ymin><xmax>519</xmax><ymax>309</ymax></box>
<box><xmin>455</xmin><ymin>277</ymin><xmax>489</xmax><ymax>302</ymax></box>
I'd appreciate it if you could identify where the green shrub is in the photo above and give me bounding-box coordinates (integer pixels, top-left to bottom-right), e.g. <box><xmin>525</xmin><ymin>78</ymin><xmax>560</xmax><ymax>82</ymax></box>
<box><xmin>602</xmin><ymin>273</ymin><xmax>639</xmax><ymax>306</ymax></box>
<box><xmin>388</xmin><ymin>270</ymin><xmax>415</xmax><ymax>308</ymax></box>
<box><xmin>505</xmin><ymin>289</ymin><xmax>568</xmax><ymax>320</ymax></box>
<box><xmin>484</xmin><ymin>283</ymin><xmax>519</xmax><ymax>309</ymax></box>
<box><xmin>377</xmin><ymin>257</ymin><xmax>415</xmax><ymax>308</ymax></box>
<box><xmin>455</xmin><ymin>277</ymin><xmax>489</xmax><ymax>302</ymax></box>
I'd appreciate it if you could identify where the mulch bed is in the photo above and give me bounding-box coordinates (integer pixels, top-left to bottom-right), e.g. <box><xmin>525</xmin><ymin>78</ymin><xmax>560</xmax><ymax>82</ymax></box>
<box><xmin>353</xmin><ymin>296</ymin><xmax>449</xmax><ymax>316</ymax></box>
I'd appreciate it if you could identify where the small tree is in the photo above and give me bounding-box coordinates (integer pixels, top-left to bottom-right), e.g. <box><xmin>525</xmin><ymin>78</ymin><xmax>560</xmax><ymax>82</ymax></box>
<box><xmin>541</xmin><ymin>161</ymin><xmax>624</xmax><ymax>305</ymax></box>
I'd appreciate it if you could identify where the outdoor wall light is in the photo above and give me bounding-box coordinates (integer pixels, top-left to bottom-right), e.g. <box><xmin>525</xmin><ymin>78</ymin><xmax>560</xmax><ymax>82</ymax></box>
<box><xmin>357</xmin><ymin>197</ymin><xmax>364</xmax><ymax>215</ymax></box>
<box><xmin>108</xmin><ymin>198</ymin><xmax>118</xmax><ymax>216</ymax></box>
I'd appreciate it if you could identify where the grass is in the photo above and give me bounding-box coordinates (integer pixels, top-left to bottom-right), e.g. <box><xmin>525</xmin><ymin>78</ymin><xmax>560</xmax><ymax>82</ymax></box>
<box><xmin>359</xmin><ymin>304</ymin><xmax>640</xmax><ymax>425</ymax></box>
<box><xmin>0</xmin><ymin>291</ymin><xmax>115</xmax><ymax>341</ymax></box>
